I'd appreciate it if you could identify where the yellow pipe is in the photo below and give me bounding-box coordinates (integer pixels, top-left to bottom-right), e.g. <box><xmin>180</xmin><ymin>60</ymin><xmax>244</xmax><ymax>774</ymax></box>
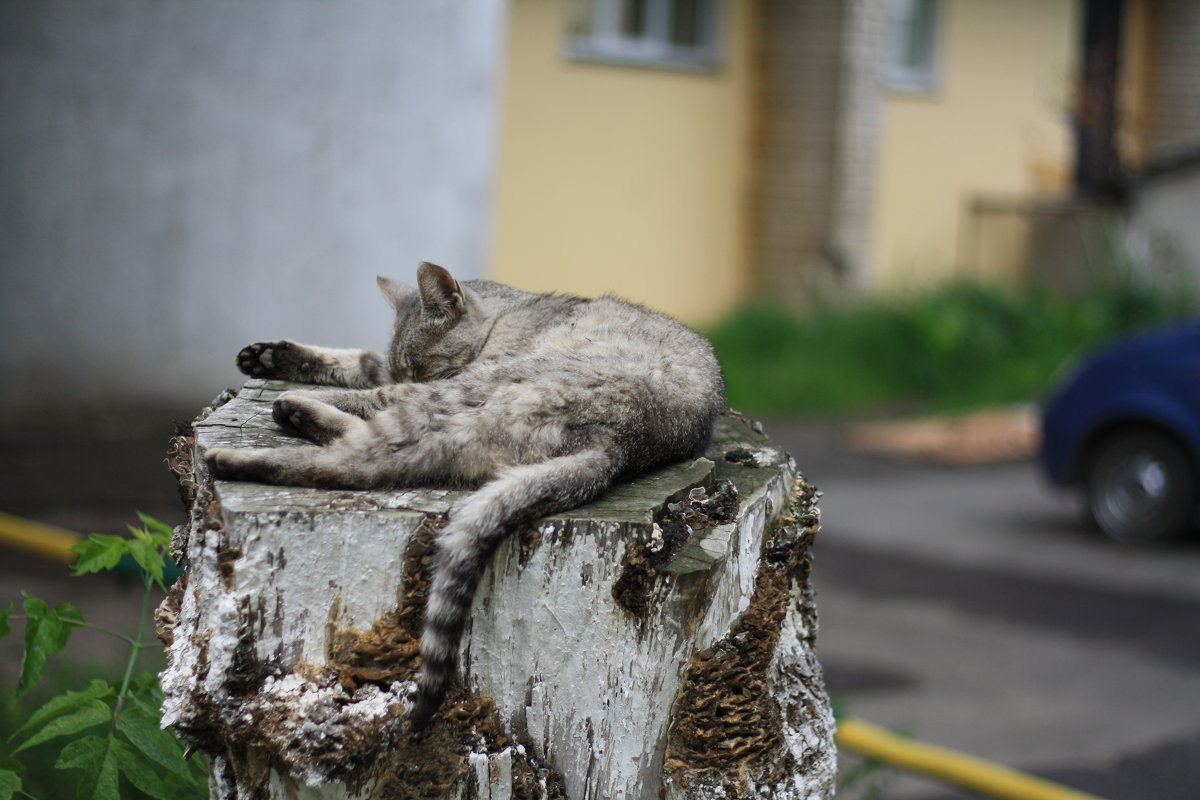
<box><xmin>837</xmin><ymin>718</ymin><xmax>1108</xmax><ymax>800</ymax></box>
<box><xmin>0</xmin><ymin>512</ymin><xmax>81</xmax><ymax>564</ymax></box>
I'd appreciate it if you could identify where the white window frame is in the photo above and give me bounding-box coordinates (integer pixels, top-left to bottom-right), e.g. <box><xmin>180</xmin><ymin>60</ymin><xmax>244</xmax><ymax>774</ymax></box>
<box><xmin>566</xmin><ymin>0</ymin><xmax>723</xmax><ymax>73</ymax></box>
<box><xmin>885</xmin><ymin>0</ymin><xmax>941</xmax><ymax>93</ymax></box>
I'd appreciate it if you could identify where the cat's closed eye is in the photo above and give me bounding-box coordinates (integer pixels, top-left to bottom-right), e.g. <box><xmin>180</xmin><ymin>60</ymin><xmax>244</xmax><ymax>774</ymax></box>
<box><xmin>389</xmin><ymin>361</ymin><xmax>418</xmax><ymax>382</ymax></box>
<box><xmin>415</xmin><ymin>361</ymin><xmax>461</xmax><ymax>382</ymax></box>
<box><xmin>397</xmin><ymin>358</ymin><xmax>456</xmax><ymax>383</ymax></box>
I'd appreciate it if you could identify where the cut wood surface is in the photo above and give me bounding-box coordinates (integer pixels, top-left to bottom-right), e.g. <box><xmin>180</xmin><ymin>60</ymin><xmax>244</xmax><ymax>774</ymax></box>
<box><xmin>159</xmin><ymin>379</ymin><xmax>836</xmax><ymax>799</ymax></box>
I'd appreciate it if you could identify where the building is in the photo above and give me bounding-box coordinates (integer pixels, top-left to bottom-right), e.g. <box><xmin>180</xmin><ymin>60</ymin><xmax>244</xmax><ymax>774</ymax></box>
<box><xmin>2</xmin><ymin>0</ymin><xmax>1195</xmax><ymax>411</ymax></box>
<box><xmin>493</xmin><ymin>0</ymin><xmax>1079</xmax><ymax>319</ymax></box>
<box><xmin>494</xmin><ymin>0</ymin><xmax>1200</xmax><ymax>315</ymax></box>
<box><xmin>0</xmin><ymin>1</ymin><xmax>508</xmax><ymax>410</ymax></box>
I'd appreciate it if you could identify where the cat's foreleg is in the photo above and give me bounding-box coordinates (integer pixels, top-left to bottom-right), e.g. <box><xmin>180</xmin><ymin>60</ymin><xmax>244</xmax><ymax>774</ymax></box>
<box><xmin>204</xmin><ymin>438</ymin><xmax>382</xmax><ymax>489</ymax></box>
<box><xmin>301</xmin><ymin>385</ymin><xmax>409</xmax><ymax>418</ymax></box>
<box><xmin>272</xmin><ymin>393</ymin><xmax>367</xmax><ymax>444</ymax></box>
<box><xmin>237</xmin><ymin>340</ymin><xmax>389</xmax><ymax>388</ymax></box>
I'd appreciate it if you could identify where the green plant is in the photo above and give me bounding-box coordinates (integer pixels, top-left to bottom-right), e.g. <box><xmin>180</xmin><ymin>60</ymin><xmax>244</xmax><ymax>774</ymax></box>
<box><xmin>0</xmin><ymin>514</ymin><xmax>207</xmax><ymax>800</ymax></box>
<box><xmin>705</xmin><ymin>278</ymin><xmax>1198</xmax><ymax>417</ymax></box>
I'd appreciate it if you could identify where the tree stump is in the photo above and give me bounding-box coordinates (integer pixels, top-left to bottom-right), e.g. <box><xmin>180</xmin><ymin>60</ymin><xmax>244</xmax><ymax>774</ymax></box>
<box><xmin>158</xmin><ymin>380</ymin><xmax>837</xmax><ymax>799</ymax></box>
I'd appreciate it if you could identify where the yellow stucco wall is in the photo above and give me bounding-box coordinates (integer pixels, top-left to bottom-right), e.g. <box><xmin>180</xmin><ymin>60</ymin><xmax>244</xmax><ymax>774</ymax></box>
<box><xmin>489</xmin><ymin>0</ymin><xmax>756</xmax><ymax>325</ymax></box>
<box><xmin>871</xmin><ymin>0</ymin><xmax>1079</xmax><ymax>289</ymax></box>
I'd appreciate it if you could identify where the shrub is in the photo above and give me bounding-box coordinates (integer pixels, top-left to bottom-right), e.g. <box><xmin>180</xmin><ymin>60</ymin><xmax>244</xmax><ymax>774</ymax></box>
<box><xmin>0</xmin><ymin>515</ymin><xmax>207</xmax><ymax>800</ymax></box>
<box><xmin>705</xmin><ymin>279</ymin><xmax>1197</xmax><ymax>417</ymax></box>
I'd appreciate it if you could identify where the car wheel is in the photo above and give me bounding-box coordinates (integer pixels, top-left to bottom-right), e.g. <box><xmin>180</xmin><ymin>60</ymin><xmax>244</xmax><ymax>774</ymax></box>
<box><xmin>1084</xmin><ymin>428</ymin><xmax>1195</xmax><ymax>543</ymax></box>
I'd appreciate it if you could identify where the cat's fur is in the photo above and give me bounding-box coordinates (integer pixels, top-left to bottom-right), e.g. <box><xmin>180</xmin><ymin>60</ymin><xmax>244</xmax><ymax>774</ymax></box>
<box><xmin>205</xmin><ymin>262</ymin><xmax>725</xmax><ymax>729</ymax></box>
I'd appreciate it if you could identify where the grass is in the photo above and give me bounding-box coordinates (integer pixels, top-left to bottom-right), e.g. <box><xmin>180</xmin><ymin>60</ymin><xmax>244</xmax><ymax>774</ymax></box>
<box><xmin>705</xmin><ymin>279</ymin><xmax>1197</xmax><ymax>418</ymax></box>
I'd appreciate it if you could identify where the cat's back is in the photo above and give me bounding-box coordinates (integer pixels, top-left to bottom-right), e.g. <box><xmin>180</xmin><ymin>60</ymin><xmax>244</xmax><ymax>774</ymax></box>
<box><xmin>470</xmin><ymin>290</ymin><xmax>723</xmax><ymax>469</ymax></box>
<box><xmin>509</xmin><ymin>295</ymin><xmax>722</xmax><ymax>410</ymax></box>
<box><xmin>483</xmin><ymin>293</ymin><xmax>710</xmax><ymax>366</ymax></box>
<box><xmin>558</xmin><ymin>296</ymin><xmax>724</xmax><ymax>465</ymax></box>
<box><xmin>561</xmin><ymin>296</ymin><xmax>717</xmax><ymax>368</ymax></box>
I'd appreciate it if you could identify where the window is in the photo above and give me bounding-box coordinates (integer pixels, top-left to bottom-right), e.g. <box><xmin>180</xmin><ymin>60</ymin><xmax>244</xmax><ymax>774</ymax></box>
<box><xmin>567</xmin><ymin>0</ymin><xmax>723</xmax><ymax>72</ymax></box>
<box><xmin>886</xmin><ymin>0</ymin><xmax>940</xmax><ymax>92</ymax></box>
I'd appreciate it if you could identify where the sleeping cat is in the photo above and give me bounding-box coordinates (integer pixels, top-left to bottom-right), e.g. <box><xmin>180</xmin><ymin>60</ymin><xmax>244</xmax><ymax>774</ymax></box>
<box><xmin>204</xmin><ymin>262</ymin><xmax>725</xmax><ymax>729</ymax></box>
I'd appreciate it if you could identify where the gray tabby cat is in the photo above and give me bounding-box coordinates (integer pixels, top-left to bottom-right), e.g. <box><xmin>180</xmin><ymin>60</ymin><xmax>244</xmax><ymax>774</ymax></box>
<box><xmin>204</xmin><ymin>262</ymin><xmax>724</xmax><ymax>729</ymax></box>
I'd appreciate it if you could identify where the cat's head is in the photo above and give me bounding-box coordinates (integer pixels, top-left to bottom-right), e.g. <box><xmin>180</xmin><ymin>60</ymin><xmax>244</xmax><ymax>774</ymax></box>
<box><xmin>377</xmin><ymin>263</ymin><xmax>490</xmax><ymax>382</ymax></box>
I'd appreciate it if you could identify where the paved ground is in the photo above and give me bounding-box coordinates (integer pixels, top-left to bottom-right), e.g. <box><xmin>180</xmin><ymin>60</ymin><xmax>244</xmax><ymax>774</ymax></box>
<box><xmin>767</xmin><ymin>421</ymin><xmax>1200</xmax><ymax>800</ymax></box>
<box><xmin>2</xmin><ymin>411</ymin><xmax>1198</xmax><ymax>799</ymax></box>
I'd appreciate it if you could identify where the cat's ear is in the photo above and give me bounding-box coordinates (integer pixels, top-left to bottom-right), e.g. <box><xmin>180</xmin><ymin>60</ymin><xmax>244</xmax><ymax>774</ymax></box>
<box><xmin>417</xmin><ymin>262</ymin><xmax>465</xmax><ymax>317</ymax></box>
<box><xmin>377</xmin><ymin>276</ymin><xmax>417</xmax><ymax>312</ymax></box>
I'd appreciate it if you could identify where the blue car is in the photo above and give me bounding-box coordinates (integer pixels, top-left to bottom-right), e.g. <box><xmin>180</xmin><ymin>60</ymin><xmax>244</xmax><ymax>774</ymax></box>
<box><xmin>1040</xmin><ymin>322</ymin><xmax>1200</xmax><ymax>542</ymax></box>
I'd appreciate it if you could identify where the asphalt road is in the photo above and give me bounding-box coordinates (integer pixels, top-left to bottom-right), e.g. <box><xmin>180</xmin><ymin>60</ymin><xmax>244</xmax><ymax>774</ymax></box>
<box><xmin>2</xmin><ymin>413</ymin><xmax>1198</xmax><ymax>799</ymax></box>
<box><xmin>767</xmin><ymin>421</ymin><xmax>1200</xmax><ymax>800</ymax></box>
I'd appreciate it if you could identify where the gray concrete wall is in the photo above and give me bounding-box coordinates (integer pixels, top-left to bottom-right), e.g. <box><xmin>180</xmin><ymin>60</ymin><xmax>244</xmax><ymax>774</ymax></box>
<box><xmin>0</xmin><ymin>0</ymin><xmax>506</xmax><ymax>412</ymax></box>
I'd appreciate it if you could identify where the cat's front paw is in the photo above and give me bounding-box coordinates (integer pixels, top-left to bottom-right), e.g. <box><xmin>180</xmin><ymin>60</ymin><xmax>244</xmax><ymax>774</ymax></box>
<box><xmin>237</xmin><ymin>340</ymin><xmax>310</xmax><ymax>379</ymax></box>
<box><xmin>273</xmin><ymin>392</ymin><xmax>349</xmax><ymax>444</ymax></box>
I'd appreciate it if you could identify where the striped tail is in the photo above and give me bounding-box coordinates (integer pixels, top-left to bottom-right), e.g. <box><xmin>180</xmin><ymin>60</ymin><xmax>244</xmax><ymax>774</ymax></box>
<box><xmin>408</xmin><ymin>449</ymin><xmax>615</xmax><ymax>730</ymax></box>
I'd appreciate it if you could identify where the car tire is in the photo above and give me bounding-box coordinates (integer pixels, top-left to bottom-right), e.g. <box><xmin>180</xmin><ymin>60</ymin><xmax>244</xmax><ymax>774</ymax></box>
<box><xmin>1084</xmin><ymin>427</ymin><xmax>1196</xmax><ymax>543</ymax></box>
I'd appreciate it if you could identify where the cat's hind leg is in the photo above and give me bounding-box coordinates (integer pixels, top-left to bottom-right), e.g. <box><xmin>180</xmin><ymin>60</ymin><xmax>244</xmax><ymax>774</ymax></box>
<box><xmin>205</xmin><ymin>445</ymin><xmax>322</xmax><ymax>487</ymax></box>
<box><xmin>205</xmin><ymin>414</ymin><xmax>435</xmax><ymax>489</ymax></box>
<box><xmin>206</xmin><ymin>398</ymin><xmax>481</xmax><ymax>489</ymax></box>
<box><xmin>205</xmin><ymin>439</ymin><xmax>375</xmax><ymax>489</ymax></box>
<box><xmin>272</xmin><ymin>392</ymin><xmax>366</xmax><ymax>444</ymax></box>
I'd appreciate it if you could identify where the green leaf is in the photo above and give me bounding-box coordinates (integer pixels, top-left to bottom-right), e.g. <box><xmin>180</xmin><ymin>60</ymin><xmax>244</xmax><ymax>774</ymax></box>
<box><xmin>0</xmin><ymin>770</ymin><xmax>20</xmax><ymax>800</ymax></box>
<box><xmin>125</xmin><ymin>537</ymin><xmax>165</xmax><ymax>588</ymax></box>
<box><xmin>13</xmin><ymin>699</ymin><xmax>110</xmax><ymax>753</ymax></box>
<box><xmin>10</xmin><ymin>679</ymin><xmax>113</xmax><ymax>742</ymax></box>
<box><xmin>135</xmin><ymin>511</ymin><xmax>174</xmax><ymax>545</ymax></box>
<box><xmin>71</xmin><ymin>533</ymin><xmax>131</xmax><ymax>576</ymax></box>
<box><xmin>56</xmin><ymin>735</ymin><xmax>120</xmax><ymax>800</ymax></box>
<box><xmin>0</xmin><ymin>600</ymin><xmax>12</xmax><ymax>638</ymax></box>
<box><xmin>128</xmin><ymin>523</ymin><xmax>151</xmax><ymax>544</ymax></box>
<box><xmin>111</xmin><ymin>737</ymin><xmax>171</xmax><ymax>799</ymax></box>
<box><xmin>128</xmin><ymin>671</ymin><xmax>162</xmax><ymax>698</ymax></box>
<box><xmin>18</xmin><ymin>595</ymin><xmax>82</xmax><ymax>695</ymax></box>
<box><xmin>56</xmin><ymin>600</ymin><xmax>84</xmax><ymax>624</ymax></box>
<box><xmin>116</xmin><ymin>707</ymin><xmax>190</xmax><ymax>780</ymax></box>
<box><xmin>125</xmin><ymin>681</ymin><xmax>165</xmax><ymax>720</ymax></box>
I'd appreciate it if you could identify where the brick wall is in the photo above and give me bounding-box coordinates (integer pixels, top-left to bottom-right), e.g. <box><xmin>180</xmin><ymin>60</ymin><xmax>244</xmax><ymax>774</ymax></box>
<box><xmin>1145</xmin><ymin>0</ymin><xmax>1200</xmax><ymax>163</ymax></box>
<box><xmin>753</xmin><ymin>0</ymin><xmax>884</xmax><ymax>306</ymax></box>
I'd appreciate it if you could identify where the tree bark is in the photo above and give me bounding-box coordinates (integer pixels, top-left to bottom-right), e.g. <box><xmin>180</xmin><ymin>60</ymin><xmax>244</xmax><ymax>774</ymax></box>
<box><xmin>158</xmin><ymin>379</ymin><xmax>837</xmax><ymax>799</ymax></box>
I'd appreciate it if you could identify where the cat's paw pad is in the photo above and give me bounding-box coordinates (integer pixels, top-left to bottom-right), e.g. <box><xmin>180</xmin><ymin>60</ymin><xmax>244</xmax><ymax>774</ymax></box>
<box><xmin>273</xmin><ymin>393</ymin><xmax>341</xmax><ymax>443</ymax></box>
<box><xmin>237</xmin><ymin>340</ymin><xmax>307</xmax><ymax>378</ymax></box>
<box><xmin>272</xmin><ymin>393</ymin><xmax>312</xmax><ymax>430</ymax></box>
